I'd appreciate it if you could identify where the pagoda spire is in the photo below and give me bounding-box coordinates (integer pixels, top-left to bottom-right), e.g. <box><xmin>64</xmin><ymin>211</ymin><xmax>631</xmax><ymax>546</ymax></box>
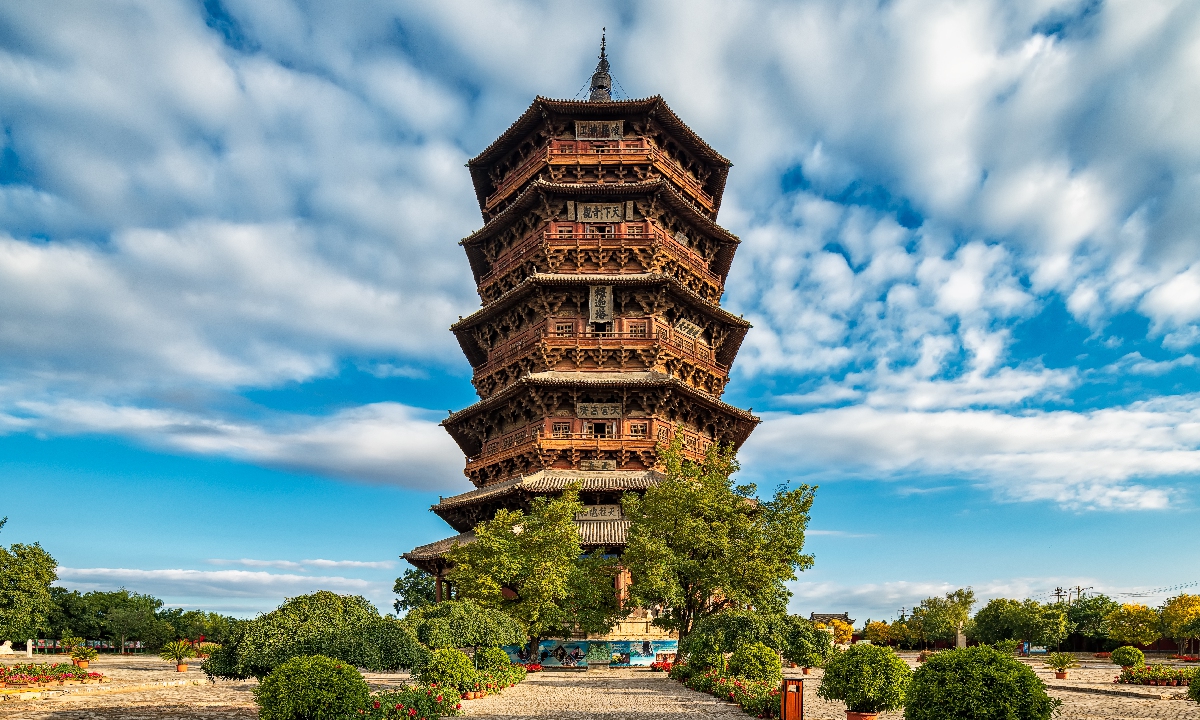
<box><xmin>588</xmin><ymin>30</ymin><xmax>612</xmax><ymax>102</ymax></box>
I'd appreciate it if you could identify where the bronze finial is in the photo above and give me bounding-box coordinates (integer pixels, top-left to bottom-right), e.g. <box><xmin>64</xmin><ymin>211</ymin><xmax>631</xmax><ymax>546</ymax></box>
<box><xmin>588</xmin><ymin>29</ymin><xmax>612</xmax><ymax>102</ymax></box>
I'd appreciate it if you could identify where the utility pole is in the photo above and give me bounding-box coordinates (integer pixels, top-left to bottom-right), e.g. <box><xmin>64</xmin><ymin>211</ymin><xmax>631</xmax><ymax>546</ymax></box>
<box><xmin>1052</xmin><ymin>587</ymin><xmax>1067</xmax><ymax>603</ymax></box>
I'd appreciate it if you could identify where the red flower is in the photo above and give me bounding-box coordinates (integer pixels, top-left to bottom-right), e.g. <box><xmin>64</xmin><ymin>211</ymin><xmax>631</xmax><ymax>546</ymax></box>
<box><xmin>408</xmin><ymin>709</ymin><xmax>417</xmax><ymax>717</ymax></box>
<box><xmin>373</xmin><ymin>702</ymin><xmax>380</xmax><ymax>709</ymax></box>
<box><xmin>455</xmin><ymin>704</ymin><xmax>461</xmax><ymax>710</ymax></box>
<box><xmin>436</xmin><ymin>695</ymin><xmax>442</xmax><ymax>702</ymax></box>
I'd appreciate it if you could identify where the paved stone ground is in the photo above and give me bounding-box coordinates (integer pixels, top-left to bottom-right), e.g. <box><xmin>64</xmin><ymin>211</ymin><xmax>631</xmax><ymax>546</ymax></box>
<box><xmin>2</xmin><ymin>654</ymin><xmax>1198</xmax><ymax>718</ymax></box>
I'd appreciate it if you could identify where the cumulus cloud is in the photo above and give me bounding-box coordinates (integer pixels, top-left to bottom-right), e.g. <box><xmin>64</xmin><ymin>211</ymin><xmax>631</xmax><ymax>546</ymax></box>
<box><xmin>56</xmin><ymin>566</ymin><xmax>381</xmax><ymax>600</ymax></box>
<box><xmin>743</xmin><ymin>396</ymin><xmax>1200</xmax><ymax>509</ymax></box>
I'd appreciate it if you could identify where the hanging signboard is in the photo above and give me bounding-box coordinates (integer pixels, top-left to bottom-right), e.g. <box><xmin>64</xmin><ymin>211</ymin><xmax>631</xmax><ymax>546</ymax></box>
<box><xmin>575</xmin><ymin>504</ymin><xmax>623</xmax><ymax>520</ymax></box>
<box><xmin>577</xmin><ymin>402</ymin><xmax>621</xmax><ymax>418</ymax></box>
<box><xmin>580</xmin><ymin>459</ymin><xmax>617</xmax><ymax>470</ymax></box>
<box><xmin>589</xmin><ymin>285</ymin><xmax>614</xmax><ymax>323</ymax></box>
<box><xmin>674</xmin><ymin>317</ymin><xmax>704</xmax><ymax>340</ymax></box>
<box><xmin>575</xmin><ymin>120</ymin><xmax>623</xmax><ymax>139</ymax></box>
<box><xmin>577</xmin><ymin>203</ymin><xmax>625</xmax><ymax>222</ymax></box>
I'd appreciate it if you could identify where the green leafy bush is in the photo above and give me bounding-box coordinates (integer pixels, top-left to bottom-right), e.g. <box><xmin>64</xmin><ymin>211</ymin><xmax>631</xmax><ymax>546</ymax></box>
<box><xmin>254</xmin><ymin>655</ymin><xmax>369</xmax><ymax>720</ymax></box>
<box><xmin>905</xmin><ymin>645</ymin><xmax>1060</xmax><ymax>720</ymax></box>
<box><xmin>817</xmin><ymin>644</ymin><xmax>910</xmax><ymax>714</ymax></box>
<box><xmin>1189</xmin><ymin>672</ymin><xmax>1200</xmax><ymax>703</ymax></box>
<box><xmin>473</xmin><ymin>646</ymin><xmax>511</xmax><ymax>672</ymax></box>
<box><xmin>993</xmin><ymin>639</ymin><xmax>1021</xmax><ymax>655</ymax></box>
<box><xmin>71</xmin><ymin>646</ymin><xmax>98</xmax><ymax>661</ymax></box>
<box><xmin>418</xmin><ymin>648</ymin><xmax>477</xmax><ymax>694</ymax></box>
<box><xmin>159</xmin><ymin>640</ymin><xmax>196</xmax><ymax>664</ymax></box>
<box><xmin>403</xmin><ymin>600</ymin><xmax>524</xmax><ymax>650</ymax></box>
<box><xmin>683</xmin><ymin>632</ymin><xmax>727</xmax><ymax>672</ymax></box>
<box><xmin>728</xmin><ymin>641</ymin><xmax>781</xmax><ymax>683</ymax></box>
<box><xmin>203</xmin><ymin>591</ymin><xmax>427</xmax><ymax>680</ymax></box>
<box><xmin>782</xmin><ymin>617</ymin><xmax>832</xmax><ymax>668</ymax></box>
<box><xmin>1111</xmin><ymin>646</ymin><xmax>1145</xmax><ymax>668</ymax></box>
<box><xmin>1044</xmin><ymin>652</ymin><xmax>1079</xmax><ymax>672</ymax></box>
<box><xmin>363</xmin><ymin>685</ymin><xmax>462</xmax><ymax>719</ymax></box>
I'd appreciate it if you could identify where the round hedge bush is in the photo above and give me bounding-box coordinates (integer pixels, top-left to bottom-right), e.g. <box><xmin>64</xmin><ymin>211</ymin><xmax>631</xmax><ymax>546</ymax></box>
<box><xmin>474</xmin><ymin>646</ymin><xmax>511</xmax><ymax>672</ymax></box>
<box><xmin>817</xmin><ymin>644</ymin><xmax>910</xmax><ymax>714</ymax></box>
<box><xmin>254</xmin><ymin>654</ymin><xmax>369</xmax><ymax>720</ymax></box>
<box><xmin>905</xmin><ymin>645</ymin><xmax>1060</xmax><ymax>720</ymax></box>
<box><xmin>1111</xmin><ymin>646</ymin><xmax>1145</xmax><ymax>668</ymax></box>
<box><xmin>728</xmin><ymin>641</ymin><xmax>782</xmax><ymax>683</ymax></box>
<box><xmin>418</xmin><ymin>647</ymin><xmax>478</xmax><ymax>693</ymax></box>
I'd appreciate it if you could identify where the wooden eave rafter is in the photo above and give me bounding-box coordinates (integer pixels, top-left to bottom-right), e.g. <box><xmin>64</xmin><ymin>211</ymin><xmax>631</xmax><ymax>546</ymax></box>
<box><xmin>458</xmin><ymin>178</ymin><xmax>741</xmax><ymax>283</ymax></box>
<box><xmin>439</xmin><ymin>370</ymin><xmax>760</xmax><ymax>456</ymax></box>
<box><xmin>466</xmin><ymin>96</ymin><xmax>732</xmax><ymax>216</ymax></box>
<box><xmin>451</xmin><ymin>272</ymin><xmax>751</xmax><ymax>367</ymax></box>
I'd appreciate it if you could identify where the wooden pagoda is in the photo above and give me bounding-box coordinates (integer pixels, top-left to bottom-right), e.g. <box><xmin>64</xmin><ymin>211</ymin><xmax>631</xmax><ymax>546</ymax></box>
<box><xmin>403</xmin><ymin>42</ymin><xmax>759</xmax><ymax>638</ymax></box>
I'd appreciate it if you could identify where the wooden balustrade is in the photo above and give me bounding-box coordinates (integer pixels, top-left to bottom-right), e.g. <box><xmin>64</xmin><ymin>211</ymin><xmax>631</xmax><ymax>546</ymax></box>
<box><xmin>466</xmin><ymin>422</ymin><xmax>712</xmax><ymax>464</ymax></box>
<box><xmin>485</xmin><ymin>139</ymin><xmax>715</xmax><ymax>213</ymax></box>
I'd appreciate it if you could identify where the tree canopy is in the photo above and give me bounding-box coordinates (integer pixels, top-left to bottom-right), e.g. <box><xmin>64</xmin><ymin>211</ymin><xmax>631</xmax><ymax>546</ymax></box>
<box><xmin>0</xmin><ymin>520</ymin><xmax>57</xmax><ymax>642</ymax></box>
<box><xmin>393</xmin><ymin>569</ymin><xmax>436</xmax><ymax>614</ymax></box>
<box><xmin>1104</xmin><ymin>604</ymin><xmax>1161</xmax><ymax>648</ymax></box>
<box><xmin>911</xmin><ymin>589</ymin><xmax>975</xmax><ymax>644</ymax></box>
<box><xmin>402</xmin><ymin>598</ymin><xmax>523</xmax><ymax>650</ymax></box>
<box><xmin>620</xmin><ymin>436</ymin><xmax>815</xmax><ymax>641</ymax></box>
<box><xmin>448</xmin><ymin>486</ymin><xmax>620</xmax><ymax>651</ymax></box>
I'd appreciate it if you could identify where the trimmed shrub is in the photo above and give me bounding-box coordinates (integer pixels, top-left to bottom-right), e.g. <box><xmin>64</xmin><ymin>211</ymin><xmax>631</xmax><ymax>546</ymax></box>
<box><xmin>1189</xmin><ymin>672</ymin><xmax>1200</xmax><ymax>703</ymax></box>
<box><xmin>728</xmin><ymin>641</ymin><xmax>782</xmax><ymax>683</ymax></box>
<box><xmin>203</xmin><ymin>592</ymin><xmax>427</xmax><ymax>680</ymax></box>
<box><xmin>403</xmin><ymin>600</ymin><xmax>524</xmax><ymax>650</ymax></box>
<box><xmin>817</xmin><ymin>644</ymin><xmax>910</xmax><ymax>714</ymax></box>
<box><xmin>905</xmin><ymin>645</ymin><xmax>1060</xmax><ymax>720</ymax></box>
<box><xmin>474</xmin><ymin>646</ymin><xmax>511</xmax><ymax>672</ymax></box>
<box><xmin>782</xmin><ymin>617</ymin><xmax>832</xmax><ymax>668</ymax></box>
<box><xmin>418</xmin><ymin>648</ymin><xmax>477</xmax><ymax>694</ymax></box>
<box><xmin>254</xmin><ymin>654</ymin><xmax>369</xmax><ymax>720</ymax></box>
<box><xmin>1111</xmin><ymin>646</ymin><xmax>1145</xmax><ymax>668</ymax></box>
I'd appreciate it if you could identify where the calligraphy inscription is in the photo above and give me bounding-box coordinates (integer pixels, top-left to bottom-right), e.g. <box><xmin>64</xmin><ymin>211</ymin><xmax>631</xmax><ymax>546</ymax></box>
<box><xmin>589</xmin><ymin>285</ymin><xmax>614</xmax><ymax>323</ymax></box>
<box><xmin>577</xmin><ymin>403</ymin><xmax>622</xmax><ymax>418</ymax></box>
<box><xmin>575</xmin><ymin>120</ymin><xmax>623</xmax><ymax>139</ymax></box>
<box><xmin>575</xmin><ymin>504</ymin><xmax>623</xmax><ymax>521</ymax></box>
<box><xmin>674</xmin><ymin>317</ymin><xmax>704</xmax><ymax>340</ymax></box>
<box><xmin>577</xmin><ymin>203</ymin><xmax>625</xmax><ymax>222</ymax></box>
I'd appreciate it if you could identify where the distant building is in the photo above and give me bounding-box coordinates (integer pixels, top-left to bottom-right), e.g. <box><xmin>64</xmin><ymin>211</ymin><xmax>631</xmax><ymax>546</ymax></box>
<box><xmin>811</xmin><ymin>612</ymin><xmax>855</xmax><ymax>626</ymax></box>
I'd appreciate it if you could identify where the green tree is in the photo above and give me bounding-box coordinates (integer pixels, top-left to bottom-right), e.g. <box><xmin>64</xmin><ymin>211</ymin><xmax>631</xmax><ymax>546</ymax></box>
<box><xmin>620</xmin><ymin>436</ymin><xmax>815</xmax><ymax>642</ymax></box>
<box><xmin>403</xmin><ymin>598</ymin><xmax>524</xmax><ymax>650</ymax></box>
<box><xmin>0</xmin><ymin>519</ymin><xmax>58</xmax><ymax>642</ymax></box>
<box><xmin>448</xmin><ymin>486</ymin><xmax>620</xmax><ymax>656</ymax></box>
<box><xmin>393</xmin><ymin>569</ymin><xmax>437</xmax><ymax>614</ymax></box>
<box><xmin>1105</xmin><ymin>604</ymin><xmax>1161</xmax><ymax>648</ymax></box>
<box><xmin>970</xmin><ymin>598</ymin><xmax>1020</xmax><ymax>643</ymax></box>
<box><xmin>105</xmin><ymin>593</ymin><xmax>163</xmax><ymax>653</ymax></box>
<box><xmin>912</xmin><ymin>589</ymin><xmax>976</xmax><ymax>646</ymax></box>
<box><xmin>1067</xmin><ymin>593</ymin><xmax>1118</xmax><ymax>648</ymax></box>
<box><xmin>1160</xmin><ymin>595</ymin><xmax>1200</xmax><ymax>655</ymax></box>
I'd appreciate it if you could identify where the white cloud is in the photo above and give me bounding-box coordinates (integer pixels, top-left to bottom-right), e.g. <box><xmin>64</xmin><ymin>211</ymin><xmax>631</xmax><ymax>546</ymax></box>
<box><xmin>205</xmin><ymin>558</ymin><xmax>397</xmax><ymax>571</ymax></box>
<box><xmin>303</xmin><ymin>559</ymin><xmax>396</xmax><ymax>569</ymax></box>
<box><xmin>15</xmin><ymin>399</ymin><xmax>467</xmax><ymax>490</ymax></box>
<box><xmin>56</xmin><ymin>566</ymin><xmax>380</xmax><ymax>600</ymax></box>
<box><xmin>744</xmin><ymin>396</ymin><xmax>1200</xmax><ymax>509</ymax></box>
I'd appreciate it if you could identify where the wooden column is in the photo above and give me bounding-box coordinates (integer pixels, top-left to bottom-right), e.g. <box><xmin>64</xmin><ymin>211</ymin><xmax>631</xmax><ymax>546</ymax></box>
<box><xmin>435</xmin><ymin>570</ymin><xmax>444</xmax><ymax>603</ymax></box>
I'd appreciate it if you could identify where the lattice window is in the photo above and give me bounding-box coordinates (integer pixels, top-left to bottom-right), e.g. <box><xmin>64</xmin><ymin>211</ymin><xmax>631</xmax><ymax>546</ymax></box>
<box><xmin>629</xmin><ymin>422</ymin><xmax>648</xmax><ymax>438</ymax></box>
<box><xmin>552</xmin><ymin>422</ymin><xmax>572</xmax><ymax>438</ymax></box>
<box><xmin>556</xmin><ymin>224</ymin><xmax>574</xmax><ymax>236</ymax></box>
<box><xmin>586</xmin><ymin>224</ymin><xmax>615</xmax><ymax>236</ymax></box>
<box><xmin>554</xmin><ymin>322</ymin><xmax>575</xmax><ymax>337</ymax></box>
<box><xmin>627</xmin><ymin>320</ymin><xmax>648</xmax><ymax>338</ymax></box>
<box><xmin>626</xmin><ymin>224</ymin><xmax>644</xmax><ymax>235</ymax></box>
<box><xmin>658</xmin><ymin>427</ymin><xmax>670</xmax><ymax>442</ymax></box>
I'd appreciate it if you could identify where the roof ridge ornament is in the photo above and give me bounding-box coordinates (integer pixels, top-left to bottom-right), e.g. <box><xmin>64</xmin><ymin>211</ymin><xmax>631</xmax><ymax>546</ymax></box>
<box><xmin>588</xmin><ymin>29</ymin><xmax>612</xmax><ymax>102</ymax></box>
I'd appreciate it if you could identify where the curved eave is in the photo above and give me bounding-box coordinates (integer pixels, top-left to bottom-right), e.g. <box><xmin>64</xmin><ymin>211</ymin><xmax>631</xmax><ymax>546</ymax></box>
<box><xmin>441</xmin><ymin>371</ymin><xmax>760</xmax><ymax>456</ymax></box>
<box><xmin>450</xmin><ymin>272</ymin><xmax>751</xmax><ymax>367</ymax></box>
<box><xmin>461</xmin><ymin>177</ymin><xmax>739</xmax><ymax>255</ymax></box>
<box><xmin>467</xmin><ymin>96</ymin><xmax>732</xmax><ymax>214</ymax></box>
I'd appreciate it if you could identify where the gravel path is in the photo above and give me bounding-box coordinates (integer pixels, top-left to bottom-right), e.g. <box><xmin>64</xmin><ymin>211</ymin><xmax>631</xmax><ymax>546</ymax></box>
<box><xmin>2</xmin><ymin>655</ymin><xmax>1198</xmax><ymax>718</ymax></box>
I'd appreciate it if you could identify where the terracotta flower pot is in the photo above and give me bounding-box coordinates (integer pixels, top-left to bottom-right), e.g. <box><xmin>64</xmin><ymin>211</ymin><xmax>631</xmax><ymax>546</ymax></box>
<box><xmin>1055</xmin><ymin>671</ymin><xmax>1068</xmax><ymax>680</ymax></box>
<box><xmin>846</xmin><ymin>712</ymin><xmax>879</xmax><ymax>720</ymax></box>
<box><xmin>77</xmin><ymin>661</ymin><xmax>89</xmax><ymax>670</ymax></box>
<box><xmin>176</xmin><ymin>664</ymin><xmax>188</xmax><ymax>672</ymax></box>
<box><xmin>801</xmin><ymin>667</ymin><xmax>811</xmax><ymax>675</ymax></box>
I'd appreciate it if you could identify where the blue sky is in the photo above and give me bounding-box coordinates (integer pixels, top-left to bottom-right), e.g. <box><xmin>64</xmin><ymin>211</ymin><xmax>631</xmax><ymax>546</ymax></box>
<box><xmin>1</xmin><ymin>0</ymin><xmax>1198</xmax><ymax>623</ymax></box>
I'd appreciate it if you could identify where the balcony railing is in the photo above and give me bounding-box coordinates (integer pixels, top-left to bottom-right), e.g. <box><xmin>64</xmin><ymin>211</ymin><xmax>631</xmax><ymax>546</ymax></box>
<box><xmin>485</xmin><ymin>139</ymin><xmax>715</xmax><ymax>213</ymax></box>
<box><xmin>480</xmin><ymin>227</ymin><xmax>722</xmax><ymax>294</ymax></box>
<box><xmin>474</xmin><ymin>319</ymin><xmax>728</xmax><ymax>379</ymax></box>
<box><xmin>466</xmin><ymin>423</ymin><xmax>713</xmax><ymax>465</ymax></box>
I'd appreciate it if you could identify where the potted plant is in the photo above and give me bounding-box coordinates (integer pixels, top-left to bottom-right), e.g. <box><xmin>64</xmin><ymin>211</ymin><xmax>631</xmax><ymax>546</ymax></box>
<box><xmin>72</xmin><ymin>646</ymin><xmax>98</xmax><ymax>669</ymax></box>
<box><xmin>158</xmin><ymin>640</ymin><xmax>196</xmax><ymax>672</ymax></box>
<box><xmin>1110</xmin><ymin>646</ymin><xmax>1144</xmax><ymax>669</ymax></box>
<box><xmin>816</xmin><ymin>645</ymin><xmax>911</xmax><ymax>720</ymax></box>
<box><xmin>61</xmin><ymin>636</ymin><xmax>83</xmax><ymax>664</ymax></box>
<box><xmin>1044</xmin><ymin>652</ymin><xmax>1079</xmax><ymax>679</ymax></box>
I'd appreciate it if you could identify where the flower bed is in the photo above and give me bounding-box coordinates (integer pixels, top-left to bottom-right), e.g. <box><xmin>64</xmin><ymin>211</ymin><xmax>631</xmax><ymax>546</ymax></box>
<box><xmin>1171</xmin><ymin>655</ymin><xmax>1200</xmax><ymax>662</ymax></box>
<box><xmin>669</xmin><ymin>663</ymin><xmax>781</xmax><ymax>718</ymax></box>
<box><xmin>650</xmin><ymin>661</ymin><xmax>672</xmax><ymax>672</ymax></box>
<box><xmin>359</xmin><ymin>685</ymin><xmax>461</xmax><ymax>720</ymax></box>
<box><xmin>1116</xmin><ymin>664</ymin><xmax>1195</xmax><ymax>686</ymax></box>
<box><xmin>466</xmin><ymin>664</ymin><xmax>527</xmax><ymax>698</ymax></box>
<box><xmin>0</xmin><ymin>663</ymin><xmax>103</xmax><ymax>687</ymax></box>
<box><xmin>519</xmin><ymin>663</ymin><xmax>543</xmax><ymax>673</ymax></box>
<box><xmin>1094</xmin><ymin>652</ymin><xmax>1111</xmax><ymax>659</ymax></box>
